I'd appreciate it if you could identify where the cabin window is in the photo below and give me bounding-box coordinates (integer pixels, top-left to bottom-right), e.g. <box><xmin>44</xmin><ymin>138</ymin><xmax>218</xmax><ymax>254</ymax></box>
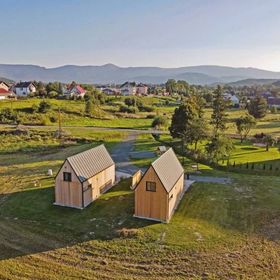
<box><xmin>146</xmin><ymin>181</ymin><xmax>156</xmax><ymax>192</ymax></box>
<box><xmin>63</xmin><ymin>172</ymin><xmax>72</xmax><ymax>182</ymax></box>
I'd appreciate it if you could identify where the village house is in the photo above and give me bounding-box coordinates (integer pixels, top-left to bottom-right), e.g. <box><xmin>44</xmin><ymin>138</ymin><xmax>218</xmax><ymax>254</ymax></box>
<box><xmin>133</xmin><ymin>148</ymin><xmax>185</xmax><ymax>223</ymax></box>
<box><xmin>267</xmin><ymin>97</ymin><xmax>280</xmax><ymax>108</ymax></box>
<box><xmin>0</xmin><ymin>81</ymin><xmax>10</xmax><ymax>91</ymax></box>
<box><xmin>223</xmin><ymin>92</ymin><xmax>239</xmax><ymax>107</ymax></box>
<box><xmin>14</xmin><ymin>81</ymin><xmax>36</xmax><ymax>97</ymax></box>
<box><xmin>65</xmin><ymin>84</ymin><xmax>86</xmax><ymax>98</ymax></box>
<box><xmin>54</xmin><ymin>145</ymin><xmax>115</xmax><ymax>209</ymax></box>
<box><xmin>101</xmin><ymin>87</ymin><xmax>120</xmax><ymax>95</ymax></box>
<box><xmin>136</xmin><ymin>83</ymin><xmax>148</xmax><ymax>95</ymax></box>
<box><xmin>0</xmin><ymin>88</ymin><xmax>16</xmax><ymax>100</ymax></box>
<box><xmin>120</xmin><ymin>82</ymin><xmax>137</xmax><ymax>96</ymax></box>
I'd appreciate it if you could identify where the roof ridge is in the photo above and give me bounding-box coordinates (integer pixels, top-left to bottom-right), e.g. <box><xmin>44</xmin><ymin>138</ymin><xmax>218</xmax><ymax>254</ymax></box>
<box><xmin>67</xmin><ymin>144</ymin><xmax>105</xmax><ymax>160</ymax></box>
<box><xmin>151</xmin><ymin>147</ymin><xmax>173</xmax><ymax>167</ymax></box>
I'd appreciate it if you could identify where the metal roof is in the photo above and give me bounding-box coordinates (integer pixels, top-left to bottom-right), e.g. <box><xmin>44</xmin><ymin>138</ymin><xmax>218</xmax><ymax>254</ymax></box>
<box><xmin>67</xmin><ymin>144</ymin><xmax>114</xmax><ymax>183</ymax></box>
<box><xmin>151</xmin><ymin>148</ymin><xmax>184</xmax><ymax>192</ymax></box>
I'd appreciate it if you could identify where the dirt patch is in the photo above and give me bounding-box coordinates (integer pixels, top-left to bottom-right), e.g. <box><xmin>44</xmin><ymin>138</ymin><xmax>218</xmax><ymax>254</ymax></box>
<box><xmin>259</xmin><ymin>216</ymin><xmax>280</xmax><ymax>241</ymax></box>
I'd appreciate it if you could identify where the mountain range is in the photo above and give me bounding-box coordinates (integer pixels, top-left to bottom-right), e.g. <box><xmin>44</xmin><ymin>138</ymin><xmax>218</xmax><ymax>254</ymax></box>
<box><xmin>1</xmin><ymin>63</ymin><xmax>280</xmax><ymax>85</ymax></box>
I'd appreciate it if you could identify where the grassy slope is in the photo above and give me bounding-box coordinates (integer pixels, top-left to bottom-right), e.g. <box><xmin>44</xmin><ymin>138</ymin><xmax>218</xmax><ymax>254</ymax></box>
<box><xmin>1</xmin><ymin>162</ymin><xmax>280</xmax><ymax>279</ymax></box>
<box><xmin>1</xmin><ymin>98</ymin><xmax>280</xmax><ymax>135</ymax></box>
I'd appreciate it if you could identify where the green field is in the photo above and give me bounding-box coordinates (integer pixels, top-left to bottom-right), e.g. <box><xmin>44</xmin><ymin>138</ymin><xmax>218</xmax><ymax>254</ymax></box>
<box><xmin>1</xmin><ymin>127</ymin><xmax>280</xmax><ymax>279</ymax></box>
<box><xmin>1</xmin><ymin>98</ymin><xmax>280</xmax><ymax>136</ymax></box>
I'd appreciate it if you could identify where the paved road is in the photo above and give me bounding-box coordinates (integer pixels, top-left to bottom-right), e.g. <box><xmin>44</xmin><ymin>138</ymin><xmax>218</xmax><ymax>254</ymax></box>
<box><xmin>189</xmin><ymin>175</ymin><xmax>231</xmax><ymax>184</ymax></box>
<box><xmin>110</xmin><ymin>133</ymin><xmax>143</xmax><ymax>175</ymax></box>
<box><xmin>2</xmin><ymin>124</ymin><xmax>168</xmax><ymax>135</ymax></box>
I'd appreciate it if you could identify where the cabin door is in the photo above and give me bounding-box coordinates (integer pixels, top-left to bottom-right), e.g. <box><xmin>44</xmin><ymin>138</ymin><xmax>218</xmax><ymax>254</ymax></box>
<box><xmin>61</xmin><ymin>183</ymin><xmax>70</xmax><ymax>206</ymax></box>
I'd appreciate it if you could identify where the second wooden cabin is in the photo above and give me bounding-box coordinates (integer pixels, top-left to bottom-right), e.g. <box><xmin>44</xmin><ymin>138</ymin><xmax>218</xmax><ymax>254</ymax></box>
<box><xmin>134</xmin><ymin>148</ymin><xmax>185</xmax><ymax>223</ymax></box>
<box><xmin>54</xmin><ymin>144</ymin><xmax>115</xmax><ymax>209</ymax></box>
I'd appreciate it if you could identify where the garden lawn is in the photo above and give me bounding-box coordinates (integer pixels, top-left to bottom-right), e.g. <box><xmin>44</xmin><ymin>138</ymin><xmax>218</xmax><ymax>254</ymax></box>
<box><xmin>1</xmin><ymin>148</ymin><xmax>280</xmax><ymax>278</ymax></box>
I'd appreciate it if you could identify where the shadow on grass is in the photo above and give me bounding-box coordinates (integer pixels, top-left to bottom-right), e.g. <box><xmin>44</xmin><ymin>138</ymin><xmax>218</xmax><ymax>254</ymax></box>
<box><xmin>0</xmin><ymin>179</ymin><xmax>154</xmax><ymax>261</ymax></box>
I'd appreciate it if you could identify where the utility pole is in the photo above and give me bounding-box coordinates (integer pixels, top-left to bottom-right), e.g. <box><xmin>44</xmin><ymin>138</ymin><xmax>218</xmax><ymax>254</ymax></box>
<box><xmin>58</xmin><ymin>107</ymin><xmax>62</xmax><ymax>138</ymax></box>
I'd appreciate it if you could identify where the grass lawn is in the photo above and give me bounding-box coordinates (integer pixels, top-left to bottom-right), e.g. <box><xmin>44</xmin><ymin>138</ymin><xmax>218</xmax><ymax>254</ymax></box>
<box><xmin>1</xmin><ymin>113</ymin><xmax>280</xmax><ymax>278</ymax></box>
<box><xmin>1</xmin><ymin>144</ymin><xmax>280</xmax><ymax>278</ymax></box>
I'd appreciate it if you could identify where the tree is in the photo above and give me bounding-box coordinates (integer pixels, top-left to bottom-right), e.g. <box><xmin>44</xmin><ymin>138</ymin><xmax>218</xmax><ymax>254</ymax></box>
<box><xmin>235</xmin><ymin>114</ymin><xmax>256</xmax><ymax>142</ymax></box>
<box><xmin>165</xmin><ymin>79</ymin><xmax>177</xmax><ymax>94</ymax></box>
<box><xmin>189</xmin><ymin>118</ymin><xmax>208</xmax><ymax>150</ymax></box>
<box><xmin>85</xmin><ymin>97</ymin><xmax>94</xmax><ymax>116</ymax></box>
<box><xmin>169</xmin><ymin>96</ymin><xmax>207</xmax><ymax>149</ymax></box>
<box><xmin>210</xmin><ymin>85</ymin><xmax>227</xmax><ymax>136</ymax></box>
<box><xmin>248</xmin><ymin>96</ymin><xmax>267</xmax><ymax>118</ymax></box>
<box><xmin>206</xmin><ymin>135</ymin><xmax>234</xmax><ymax>163</ymax></box>
<box><xmin>263</xmin><ymin>135</ymin><xmax>275</xmax><ymax>151</ymax></box>
<box><xmin>152</xmin><ymin>115</ymin><xmax>168</xmax><ymax>129</ymax></box>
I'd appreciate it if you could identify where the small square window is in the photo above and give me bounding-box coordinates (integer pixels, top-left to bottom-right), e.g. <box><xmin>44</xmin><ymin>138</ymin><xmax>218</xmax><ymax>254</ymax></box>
<box><xmin>63</xmin><ymin>172</ymin><xmax>72</xmax><ymax>182</ymax></box>
<box><xmin>146</xmin><ymin>181</ymin><xmax>156</xmax><ymax>192</ymax></box>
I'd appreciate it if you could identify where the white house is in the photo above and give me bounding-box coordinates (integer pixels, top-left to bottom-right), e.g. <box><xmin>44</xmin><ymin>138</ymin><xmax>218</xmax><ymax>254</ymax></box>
<box><xmin>224</xmin><ymin>93</ymin><xmax>239</xmax><ymax>106</ymax></box>
<box><xmin>14</xmin><ymin>82</ymin><xmax>36</xmax><ymax>97</ymax></box>
<box><xmin>120</xmin><ymin>82</ymin><xmax>136</xmax><ymax>96</ymax></box>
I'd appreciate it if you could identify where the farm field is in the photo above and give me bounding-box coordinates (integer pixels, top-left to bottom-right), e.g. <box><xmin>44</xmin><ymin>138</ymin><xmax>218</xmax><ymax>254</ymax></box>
<box><xmin>1</xmin><ymin>98</ymin><xmax>280</xmax><ymax>136</ymax></box>
<box><xmin>0</xmin><ymin>127</ymin><xmax>280</xmax><ymax>279</ymax></box>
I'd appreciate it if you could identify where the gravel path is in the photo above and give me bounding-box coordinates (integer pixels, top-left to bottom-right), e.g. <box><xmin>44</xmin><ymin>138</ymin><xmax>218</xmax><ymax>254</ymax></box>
<box><xmin>189</xmin><ymin>175</ymin><xmax>231</xmax><ymax>184</ymax></box>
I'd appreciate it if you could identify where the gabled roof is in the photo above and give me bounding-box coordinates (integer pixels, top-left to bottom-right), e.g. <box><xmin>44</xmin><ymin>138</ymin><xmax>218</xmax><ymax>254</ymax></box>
<box><xmin>67</xmin><ymin>84</ymin><xmax>86</xmax><ymax>94</ymax></box>
<box><xmin>120</xmin><ymin>81</ymin><xmax>136</xmax><ymax>88</ymax></box>
<box><xmin>0</xmin><ymin>88</ymin><xmax>14</xmax><ymax>95</ymax></box>
<box><xmin>151</xmin><ymin>148</ymin><xmax>184</xmax><ymax>192</ymax></box>
<box><xmin>0</xmin><ymin>81</ymin><xmax>9</xmax><ymax>87</ymax></box>
<box><xmin>66</xmin><ymin>144</ymin><xmax>114</xmax><ymax>183</ymax></box>
<box><xmin>15</xmin><ymin>81</ymin><xmax>34</xmax><ymax>88</ymax></box>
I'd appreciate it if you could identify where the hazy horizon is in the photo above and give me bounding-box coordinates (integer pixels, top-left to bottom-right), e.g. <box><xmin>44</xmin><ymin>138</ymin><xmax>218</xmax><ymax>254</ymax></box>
<box><xmin>1</xmin><ymin>0</ymin><xmax>280</xmax><ymax>71</ymax></box>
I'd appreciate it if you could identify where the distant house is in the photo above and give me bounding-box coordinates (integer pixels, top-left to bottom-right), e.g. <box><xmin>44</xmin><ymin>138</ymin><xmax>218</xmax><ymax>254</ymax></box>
<box><xmin>101</xmin><ymin>87</ymin><xmax>120</xmax><ymax>95</ymax></box>
<box><xmin>224</xmin><ymin>93</ymin><xmax>239</xmax><ymax>107</ymax></box>
<box><xmin>65</xmin><ymin>84</ymin><xmax>86</xmax><ymax>98</ymax></box>
<box><xmin>14</xmin><ymin>82</ymin><xmax>36</xmax><ymax>97</ymax></box>
<box><xmin>55</xmin><ymin>145</ymin><xmax>115</xmax><ymax>209</ymax></box>
<box><xmin>136</xmin><ymin>83</ymin><xmax>148</xmax><ymax>95</ymax></box>
<box><xmin>267</xmin><ymin>97</ymin><xmax>280</xmax><ymax>108</ymax></box>
<box><xmin>134</xmin><ymin>148</ymin><xmax>185</xmax><ymax>223</ymax></box>
<box><xmin>120</xmin><ymin>82</ymin><xmax>136</xmax><ymax>96</ymax></box>
<box><xmin>0</xmin><ymin>88</ymin><xmax>16</xmax><ymax>100</ymax></box>
<box><xmin>0</xmin><ymin>81</ymin><xmax>10</xmax><ymax>91</ymax></box>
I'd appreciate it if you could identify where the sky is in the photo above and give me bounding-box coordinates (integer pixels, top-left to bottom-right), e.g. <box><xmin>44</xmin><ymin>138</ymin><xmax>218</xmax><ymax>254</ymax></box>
<box><xmin>1</xmin><ymin>0</ymin><xmax>280</xmax><ymax>70</ymax></box>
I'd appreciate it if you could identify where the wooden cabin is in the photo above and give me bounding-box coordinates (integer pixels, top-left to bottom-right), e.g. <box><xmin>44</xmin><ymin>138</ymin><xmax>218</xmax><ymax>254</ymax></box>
<box><xmin>54</xmin><ymin>144</ymin><xmax>115</xmax><ymax>209</ymax></box>
<box><xmin>134</xmin><ymin>148</ymin><xmax>185</xmax><ymax>223</ymax></box>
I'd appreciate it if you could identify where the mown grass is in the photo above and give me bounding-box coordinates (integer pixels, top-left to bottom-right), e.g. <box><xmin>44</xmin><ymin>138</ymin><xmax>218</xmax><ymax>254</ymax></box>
<box><xmin>1</xmin><ymin>151</ymin><xmax>280</xmax><ymax>279</ymax></box>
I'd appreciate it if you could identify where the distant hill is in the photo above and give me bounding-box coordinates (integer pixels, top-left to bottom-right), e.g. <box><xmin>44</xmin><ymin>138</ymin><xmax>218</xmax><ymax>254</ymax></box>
<box><xmin>227</xmin><ymin>78</ymin><xmax>279</xmax><ymax>86</ymax></box>
<box><xmin>1</xmin><ymin>64</ymin><xmax>280</xmax><ymax>85</ymax></box>
<box><xmin>0</xmin><ymin>76</ymin><xmax>14</xmax><ymax>84</ymax></box>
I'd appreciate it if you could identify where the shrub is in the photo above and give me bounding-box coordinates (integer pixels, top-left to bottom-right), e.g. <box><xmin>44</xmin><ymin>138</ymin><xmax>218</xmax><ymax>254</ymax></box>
<box><xmin>138</xmin><ymin>105</ymin><xmax>154</xmax><ymax>112</ymax></box>
<box><xmin>152</xmin><ymin>115</ymin><xmax>168</xmax><ymax>129</ymax></box>
<box><xmin>119</xmin><ymin>105</ymin><xmax>138</xmax><ymax>114</ymax></box>
<box><xmin>49</xmin><ymin>116</ymin><xmax>58</xmax><ymax>123</ymax></box>
<box><xmin>0</xmin><ymin>108</ymin><xmax>18</xmax><ymax>124</ymax></box>
<box><xmin>38</xmin><ymin>100</ymin><xmax>52</xmax><ymax>113</ymax></box>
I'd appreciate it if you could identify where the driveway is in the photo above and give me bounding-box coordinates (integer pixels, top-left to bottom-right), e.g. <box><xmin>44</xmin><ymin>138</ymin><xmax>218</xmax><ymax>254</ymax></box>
<box><xmin>111</xmin><ymin>133</ymin><xmax>143</xmax><ymax>176</ymax></box>
<box><xmin>189</xmin><ymin>175</ymin><xmax>231</xmax><ymax>184</ymax></box>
